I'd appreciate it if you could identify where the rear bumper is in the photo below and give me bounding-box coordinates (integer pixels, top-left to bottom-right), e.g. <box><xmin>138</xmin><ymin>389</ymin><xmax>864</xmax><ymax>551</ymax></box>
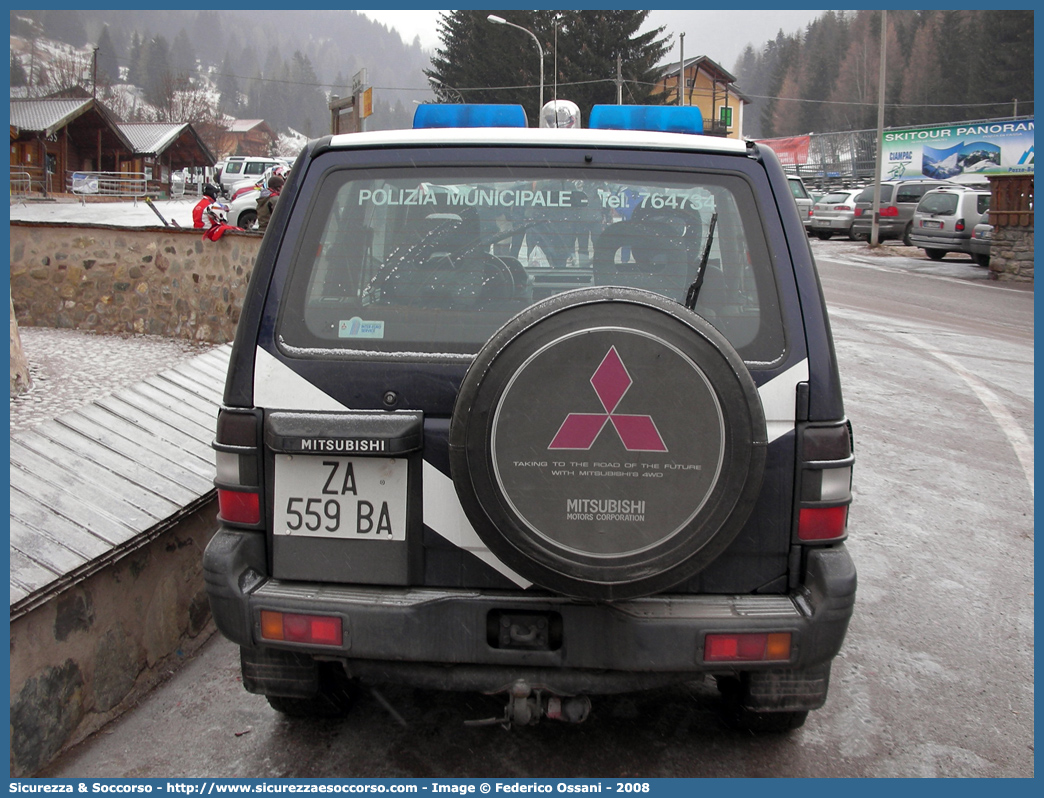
<box><xmin>851</xmin><ymin>218</ymin><xmax>904</xmax><ymax>238</ymax></box>
<box><xmin>909</xmin><ymin>232</ymin><xmax>973</xmax><ymax>252</ymax></box>
<box><xmin>970</xmin><ymin>238</ymin><xmax>991</xmax><ymax>256</ymax></box>
<box><xmin>204</xmin><ymin>527</ymin><xmax>856</xmax><ymax>692</ymax></box>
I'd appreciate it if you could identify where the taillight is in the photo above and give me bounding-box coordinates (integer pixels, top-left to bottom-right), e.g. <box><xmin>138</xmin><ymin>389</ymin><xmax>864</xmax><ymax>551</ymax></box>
<box><xmin>854</xmin><ymin>207</ymin><xmax>863</xmax><ymax>216</ymax></box>
<box><xmin>261</xmin><ymin>610</ymin><xmax>343</xmax><ymax>646</ymax></box>
<box><xmin>879</xmin><ymin>205</ymin><xmax>899</xmax><ymax>217</ymax></box>
<box><xmin>796</xmin><ymin>421</ymin><xmax>853</xmax><ymax>543</ymax></box>
<box><xmin>835</xmin><ymin>205</ymin><xmax>851</xmax><ymax>211</ymax></box>
<box><xmin>705</xmin><ymin>633</ymin><xmax>792</xmax><ymax>663</ymax></box>
<box><xmin>955</xmin><ymin>218</ymin><xmax>965</xmax><ymax>231</ymax></box>
<box><xmin>214</xmin><ymin>408</ymin><xmax>264</xmax><ymax>528</ymax></box>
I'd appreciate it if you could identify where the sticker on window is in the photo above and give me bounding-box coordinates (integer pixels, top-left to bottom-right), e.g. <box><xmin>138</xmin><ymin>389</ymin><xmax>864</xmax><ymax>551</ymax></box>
<box><xmin>339</xmin><ymin>317</ymin><xmax>385</xmax><ymax>339</ymax></box>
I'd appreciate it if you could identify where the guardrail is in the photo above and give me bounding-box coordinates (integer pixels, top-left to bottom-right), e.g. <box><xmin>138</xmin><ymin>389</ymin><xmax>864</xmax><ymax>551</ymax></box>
<box><xmin>66</xmin><ymin>170</ymin><xmax>149</xmax><ymax>204</ymax></box>
<box><xmin>10</xmin><ymin>171</ymin><xmax>33</xmax><ymax>202</ymax></box>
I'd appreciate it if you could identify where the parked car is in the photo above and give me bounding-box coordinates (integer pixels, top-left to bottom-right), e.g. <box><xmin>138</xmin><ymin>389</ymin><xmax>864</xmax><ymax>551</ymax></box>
<box><xmin>809</xmin><ymin>188</ymin><xmax>862</xmax><ymax>240</ymax></box>
<box><xmin>969</xmin><ymin>222</ymin><xmax>993</xmax><ymax>267</ymax></box>
<box><xmin>228</xmin><ymin>189</ymin><xmax>261</xmax><ymax>229</ymax></box>
<box><xmin>908</xmin><ymin>187</ymin><xmax>991</xmax><ymax>260</ymax></box>
<box><xmin>849</xmin><ymin>178</ymin><xmax>959</xmax><ymax>244</ymax></box>
<box><xmin>216</xmin><ymin>156</ymin><xmax>290</xmax><ymax>196</ymax></box>
<box><xmin>204</xmin><ymin>102</ymin><xmax>856</xmax><ymax>733</ymax></box>
<box><xmin>787</xmin><ymin>175</ymin><xmax>814</xmax><ymax>230</ymax></box>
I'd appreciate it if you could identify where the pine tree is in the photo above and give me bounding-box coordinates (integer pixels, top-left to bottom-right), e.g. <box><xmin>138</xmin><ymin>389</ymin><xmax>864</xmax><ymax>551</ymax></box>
<box><xmin>427</xmin><ymin>10</ymin><xmax>670</xmax><ymax>124</ymax></box>
<box><xmin>143</xmin><ymin>35</ymin><xmax>173</xmax><ymax>107</ymax></box>
<box><xmin>10</xmin><ymin>52</ymin><xmax>28</xmax><ymax>87</ymax></box>
<box><xmin>556</xmin><ymin>10</ymin><xmax>672</xmax><ymax>117</ymax></box>
<box><xmin>217</xmin><ymin>53</ymin><xmax>240</xmax><ymax>116</ymax></box>
<box><xmin>171</xmin><ymin>28</ymin><xmax>196</xmax><ymax>79</ymax></box>
<box><xmin>95</xmin><ymin>25</ymin><xmax>120</xmax><ymax>86</ymax></box>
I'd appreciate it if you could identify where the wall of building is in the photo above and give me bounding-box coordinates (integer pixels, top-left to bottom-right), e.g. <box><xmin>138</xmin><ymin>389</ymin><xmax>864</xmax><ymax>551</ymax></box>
<box><xmin>10</xmin><ymin>222</ymin><xmax>262</xmax><ymax>344</ymax></box>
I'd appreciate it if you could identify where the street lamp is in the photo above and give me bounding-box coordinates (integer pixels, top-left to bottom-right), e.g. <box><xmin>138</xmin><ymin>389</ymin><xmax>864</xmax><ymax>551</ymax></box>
<box><xmin>429</xmin><ymin>77</ymin><xmax>465</xmax><ymax>104</ymax></box>
<box><xmin>487</xmin><ymin>14</ymin><xmax>543</xmax><ymax>112</ymax></box>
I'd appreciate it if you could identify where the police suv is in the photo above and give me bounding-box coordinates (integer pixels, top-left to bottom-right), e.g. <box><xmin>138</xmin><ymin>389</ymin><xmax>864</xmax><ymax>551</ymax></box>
<box><xmin>204</xmin><ymin>102</ymin><xmax>856</xmax><ymax>732</ymax></box>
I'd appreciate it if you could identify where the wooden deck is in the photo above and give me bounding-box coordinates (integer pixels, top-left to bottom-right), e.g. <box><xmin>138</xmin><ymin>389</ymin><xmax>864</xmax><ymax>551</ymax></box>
<box><xmin>8</xmin><ymin>345</ymin><xmax>232</xmax><ymax>618</ymax></box>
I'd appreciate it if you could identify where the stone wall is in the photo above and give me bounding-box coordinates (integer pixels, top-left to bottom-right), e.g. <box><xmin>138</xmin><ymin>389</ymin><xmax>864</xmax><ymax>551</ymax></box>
<box><xmin>988</xmin><ymin>226</ymin><xmax>1034</xmax><ymax>282</ymax></box>
<box><xmin>10</xmin><ymin>222</ymin><xmax>262</xmax><ymax>344</ymax></box>
<box><xmin>9</xmin><ymin>499</ymin><xmax>218</xmax><ymax>777</ymax></box>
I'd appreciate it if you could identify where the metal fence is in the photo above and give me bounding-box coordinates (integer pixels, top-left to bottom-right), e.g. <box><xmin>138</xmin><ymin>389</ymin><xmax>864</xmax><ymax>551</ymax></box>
<box><xmin>10</xmin><ymin>171</ymin><xmax>33</xmax><ymax>202</ymax></box>
<box><xmin>780</xmin><ymin>129</ymin><xmax>880</xmax><ymax>190</ymax></box>
<box><xmin>66</xmin><ymin>171</ymin><xmax>149</xmax><ymax>204</ymax></box>
<box><xmin>10</xmin><ymin>166</ymin><xmax>51</xmax><ymax>198</ymax></box>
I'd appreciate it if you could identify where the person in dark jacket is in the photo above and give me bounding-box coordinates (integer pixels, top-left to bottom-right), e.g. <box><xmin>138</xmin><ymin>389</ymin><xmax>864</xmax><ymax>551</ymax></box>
<box><xmin>192</xmin><ymin>183</ymin><xmax>220</xmax><ymax>228</ymax></box>
<box><xmin>256</xmin><ymin>173</ymin><xmax>285</xmax><ymax>232</ymax></box>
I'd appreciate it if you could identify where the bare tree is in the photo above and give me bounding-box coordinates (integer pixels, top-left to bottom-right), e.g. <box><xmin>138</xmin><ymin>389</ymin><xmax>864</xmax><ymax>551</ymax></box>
<box><xmin>33</xmin><ymin>48</ymin><xmax>91</xmax><ymax>97</ymax></box>
<box><xmin>148</xmin><ymin>72</ymin><xmax>217</xmax><ymax>125</ymax></box>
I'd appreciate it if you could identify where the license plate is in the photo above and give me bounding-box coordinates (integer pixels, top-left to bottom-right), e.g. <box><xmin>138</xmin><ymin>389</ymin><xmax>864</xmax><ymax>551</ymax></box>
<box><xmin>923</xmin><ymin>220</ymin><xmax>943</xmax><ymax>228</ymax></box>
<box><xmin>273</xmin><ymin>455</ymin><xmax>407</xmax><ymax>540</ymax></box>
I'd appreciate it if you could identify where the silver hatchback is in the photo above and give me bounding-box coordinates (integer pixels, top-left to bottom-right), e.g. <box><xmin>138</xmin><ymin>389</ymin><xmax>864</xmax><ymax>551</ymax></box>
<box><xmin>809</xmin><ymin>189</ymin><xmax>862</xmax><ymax>240</ymax></box>
<box><xmin>908</xmin><ymin>188</ymin><xmax>991</xmax><ymax>260</ymax></box>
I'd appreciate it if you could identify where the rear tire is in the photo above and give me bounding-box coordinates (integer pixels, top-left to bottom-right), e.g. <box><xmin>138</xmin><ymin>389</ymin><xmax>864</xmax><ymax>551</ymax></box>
<box><xmin>815</xmin><ymin>231</ymin><xmax>832</xmax><ymax>240</ymax></box>
<box><xmin>902</xmin><ymin>222</ymin><xmax>914</xmax><ymax>247</ymax></box>
<box><xmin>974</xmin><ymin>253</ymin><xmax>990</xmax><ymax>268</ymax></box>
<box><xmin>925</xmin><ymin>249</ymin><xmax>946</xmax><ymax>261</ymax></box>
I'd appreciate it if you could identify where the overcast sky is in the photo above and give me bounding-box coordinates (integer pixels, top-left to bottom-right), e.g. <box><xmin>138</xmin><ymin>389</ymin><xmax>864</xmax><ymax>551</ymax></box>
<box><xmin>358</xmin><ymin>9</ymin><xmax>823</xmax><ymax>73</ymax></box>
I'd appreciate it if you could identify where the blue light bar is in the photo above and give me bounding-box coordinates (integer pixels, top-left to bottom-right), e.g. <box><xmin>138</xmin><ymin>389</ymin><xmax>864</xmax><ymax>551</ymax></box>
<box><xmin>413</xmin><ymin>104</ymin><xmax>528</xmax><ymax>129</ymax></box>
<box><xmin>588</xmin><ymin>105</ymin><xmax>704</xmax><ymax>135</ymax></box>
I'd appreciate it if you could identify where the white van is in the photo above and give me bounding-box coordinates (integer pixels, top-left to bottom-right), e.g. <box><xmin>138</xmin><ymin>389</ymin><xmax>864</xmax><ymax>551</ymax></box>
<box><xmin>216</xmin><ymin>156</ymin><xmax>289</xmax><ymax>196</ymax></box>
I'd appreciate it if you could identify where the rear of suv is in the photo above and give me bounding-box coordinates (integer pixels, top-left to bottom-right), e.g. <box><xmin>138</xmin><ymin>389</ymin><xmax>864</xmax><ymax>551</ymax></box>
<box><xmin>787</xmin><ymin>175</ymin><xmax>814</xmax><ymax>231</ymax></box>
<box><xmin>850</xmin><ymin>177</ymin><xmax>958</xmax><ymax>244</ymax></box>
<box><xmin>908</xmin><ymin>187</ymin><xmax>991</xmax><ymax>260</ymax></box>
<box><xmin>204</xmin><ymin>103</ymin><xmax>856</xmax><ymax>732</ymax></box>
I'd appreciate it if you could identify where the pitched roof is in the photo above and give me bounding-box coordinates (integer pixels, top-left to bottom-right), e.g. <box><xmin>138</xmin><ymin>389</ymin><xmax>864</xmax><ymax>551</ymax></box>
<box><xmin>10</xmin><ymin>96</ymin><xmax>136</xmax><ymax>150</ymax></box>
<box><xmin>661</xmin><ymin>55</ymin><xmax>738</xmax><ymax>84</ymax></box>
<box><xmin>118</xmin><ymin>123</ymin><xmax>190</xmax><ymax>155</ymax></box>
<box><xmin>229</xmin><ymin>119</ymin><xmax>271</xmax><ymax>133</ymax></box>
<box><xmin>10</xmin><ymin>97</ymin><xmax>94</xmax><ymax>136</ymax></box>
<box><xmin>117</xmin><ymin>122</ymin><xmax>217</xmax><ymax>165</ymax></box>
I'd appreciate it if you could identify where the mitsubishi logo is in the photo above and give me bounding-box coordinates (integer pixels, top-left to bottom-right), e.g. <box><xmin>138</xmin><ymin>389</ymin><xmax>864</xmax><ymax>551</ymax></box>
<box><xmin>549</xmin><ymin>346</ymin><xmax>668</xmax><ymax>452</ymax></box>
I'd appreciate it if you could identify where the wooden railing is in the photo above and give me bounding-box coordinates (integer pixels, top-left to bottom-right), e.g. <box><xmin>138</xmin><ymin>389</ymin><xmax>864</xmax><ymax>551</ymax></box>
<box><xmin>989</xmin><ymin>175</ymin><xmax>1034</xmax><ymax>228</ymax></box>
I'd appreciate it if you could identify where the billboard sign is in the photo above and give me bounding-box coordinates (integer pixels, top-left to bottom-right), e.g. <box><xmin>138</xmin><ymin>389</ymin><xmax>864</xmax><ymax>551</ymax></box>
<box><xmin>882</xmin><ymin>119</ymin><xmax>1034</xmax><ymax>181</ymax></box>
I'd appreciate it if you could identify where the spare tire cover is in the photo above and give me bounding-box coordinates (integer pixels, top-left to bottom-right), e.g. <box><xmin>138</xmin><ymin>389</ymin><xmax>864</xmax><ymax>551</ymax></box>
<box><xmin>448</xmin><ymin>287</ymin><xmax>767</xmax><ymax>600</ymax></box>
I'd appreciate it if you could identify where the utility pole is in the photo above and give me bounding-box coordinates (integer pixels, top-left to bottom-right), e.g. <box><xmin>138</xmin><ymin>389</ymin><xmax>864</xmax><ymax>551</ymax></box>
<box><xmin>616</xmin><ymin>54</ymin><xmax>622</xmax><ymax>105</ymax></box>
<box><xmin>92</xmin><ymin>46</ymin><xmax>99</xmax><ymax>99</ymax></box>
<box><xmin>678</xmin><ymin>32</ymin><xmax>684</xmax><ymax>106</ymax></box>
<box><xmin>870</xmin><ymin>9</ymin><xmax>887</xmax><ymax>248</ymax></box>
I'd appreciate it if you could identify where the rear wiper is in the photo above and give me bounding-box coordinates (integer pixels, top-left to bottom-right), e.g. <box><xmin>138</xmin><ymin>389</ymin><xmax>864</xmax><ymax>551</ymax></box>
<box><xmin>684</xmin><ymin>211</ymin><xmax>717</xmax><ymax>311</ymax></box>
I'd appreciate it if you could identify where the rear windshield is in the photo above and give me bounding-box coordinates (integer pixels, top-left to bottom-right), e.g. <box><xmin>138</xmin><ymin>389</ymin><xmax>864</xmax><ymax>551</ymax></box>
<box><xmin>788</xmin><ymin>179</ymin><xmax>810</xmax><ymax>200</ymax></box>
<box><xmin>918</xmin><ymin>192</ymin><xmax>960</xmax><ymax>215</ymax></box>
<box><xmin>277</xmin><ymin>165</ymin><xmax>786</xmax><ymax>364</ymax></box>
<box><xmin>856</xmin><ymin>185</ymin><xmax>893</xmax><ymax>203</ymax></box>
<box><xmin>821</xmin><ymin>192</ymin><xmax>853</xmax><ymax>204</ymax></box>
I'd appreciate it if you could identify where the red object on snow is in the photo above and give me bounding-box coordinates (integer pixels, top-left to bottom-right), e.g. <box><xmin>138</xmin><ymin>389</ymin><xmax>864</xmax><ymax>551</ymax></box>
<box><xmin>203</xmin><ymin>223</ymin><xmax>242</xmax><ymax>241</ymax></box>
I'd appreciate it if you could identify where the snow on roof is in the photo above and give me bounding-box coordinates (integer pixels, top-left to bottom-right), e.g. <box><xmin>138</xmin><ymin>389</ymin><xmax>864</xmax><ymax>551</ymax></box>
<box><xmin>119</xmin><ymin>123</ymin><xmax>190</xmax><ymax>155</ymax></box>
<box><xmin>229</xmin><ymin>119</ymin><xmax>271</xmax><ymax>133</ymax></box>
<box><xmin>10</xmin><ymin>97</ymin><xmax>93</xmax><ymax>135</ymax></box>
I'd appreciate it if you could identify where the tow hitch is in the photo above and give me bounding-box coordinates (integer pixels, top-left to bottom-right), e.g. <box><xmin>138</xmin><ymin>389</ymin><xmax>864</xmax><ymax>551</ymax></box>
<box><xmin>465</xmin><ymin>680</ymin><xmax>592</xmax><ymax>727</ymax></box>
